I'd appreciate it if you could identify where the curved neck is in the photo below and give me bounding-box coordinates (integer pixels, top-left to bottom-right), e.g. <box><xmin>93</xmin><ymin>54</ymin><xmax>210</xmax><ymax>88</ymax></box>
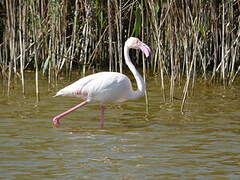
<box><xmin>124</xmin><ymin>45</ymin><xmax>145</xmax><ymax>99</ymax></box>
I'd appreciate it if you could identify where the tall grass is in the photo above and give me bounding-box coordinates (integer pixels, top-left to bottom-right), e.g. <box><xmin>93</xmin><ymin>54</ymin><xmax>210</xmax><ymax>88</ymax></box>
<box><xmin>0</xmin><ymin>0</ymin><xmax>239</xmax><ymax>110</ymax></box>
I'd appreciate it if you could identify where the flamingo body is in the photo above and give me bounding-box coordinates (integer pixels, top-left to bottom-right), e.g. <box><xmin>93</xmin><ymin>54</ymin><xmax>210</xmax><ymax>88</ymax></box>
<box><xmin>52</xmin><ymin>37</ymin><xmax>151</xmax><ymax>127</ymax></box>
<box><xmin>55</xmin><ymin>72</ymin><xmax>137</xmax><ymax>104</ymax></box>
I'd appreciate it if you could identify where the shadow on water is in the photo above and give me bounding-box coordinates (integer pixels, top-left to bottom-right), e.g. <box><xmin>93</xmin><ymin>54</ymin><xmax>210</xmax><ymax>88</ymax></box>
<box><xmin>1</xmin><ymin>73</ymin><xmax>240</xmax><ymax>179</ymax></box>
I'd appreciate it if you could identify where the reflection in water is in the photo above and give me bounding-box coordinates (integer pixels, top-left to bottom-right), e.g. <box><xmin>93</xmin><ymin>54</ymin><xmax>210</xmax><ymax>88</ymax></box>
<box><xmin>0</xmin><ymin>74</ymin><xmax>240</xmax><ymax>179</ymax></box>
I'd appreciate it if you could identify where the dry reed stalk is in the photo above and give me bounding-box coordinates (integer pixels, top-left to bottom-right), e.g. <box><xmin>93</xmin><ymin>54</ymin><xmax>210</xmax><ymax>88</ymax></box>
<box><xmin>169</xmin><ymin>17</ymin><xmax>175</xmax><ymax>103</ymax></box>
<box><xmin>19</xmin><ymin>0</ymin><xmax>26</xmax><ymax>96</ymax></box>
<box><xmin>19</xmin><ymin>30</ymin><xmax>25</xmax><ymax>95</ymax></box>
<box><xmin>221</xmin><ymin>1</ymin><xmax>226</xmax><ymax>87</ymax></box>
<box><xmin>5</xmin><ymin>0</ymin><xmax>15</xmax><ymax>96</ymax></box>
<box><xmin>127</xmin><ymin>1</ymin><xmax>135</xmax><ymax>38</ymax></box>
<box><xmin>114</xmin><ymin>0</ymin><xmax>123</xmax><ymax>73</ymax></box>
<box><xmin>88</xmin><ymin>26</ymin><xmax>108</xmax><ymax>67</ymax></box>
<box><xmin>82</xmin><ymin>0</ymin><xmax>92</xmax><ymax>77</ymax></box>
<box><xmin>181</xmin><ymin>40</ymin><xmax>197</xmax><ymax>113</ymax></box>
<box><xmin>114</xmin><ymin>43</ymin><xmax>118</xmax><ymax>71</ymax></box>
<box><xmin>107</xmin><ymin>0</ymin><xmax>113</xmax><ymax>72</ymax></box>
<box><xmin>30</xmin><ymin>0</ymin><xmax>40</xmax><ymax>102</ymax></box>
<box><xmin>229</xmin><ymin>33</ymin><xmax>240</xmax><ymax>84</ymax></box>
<box><xmin>140</xmin><ymin>0</ymin><xmax>149</xmax><ymax>114</ymax></box>
<box><xmin>118</xmin><ymin>0</ymin><xmax>123</xmax><ymax>74</ymax></box>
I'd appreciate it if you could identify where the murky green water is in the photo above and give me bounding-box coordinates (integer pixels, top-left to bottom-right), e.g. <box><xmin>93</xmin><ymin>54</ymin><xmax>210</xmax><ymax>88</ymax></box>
<box><xmin>1</xmin><ymin>74</ymin><xmax>240</xmax><ymax>179</ymax></box>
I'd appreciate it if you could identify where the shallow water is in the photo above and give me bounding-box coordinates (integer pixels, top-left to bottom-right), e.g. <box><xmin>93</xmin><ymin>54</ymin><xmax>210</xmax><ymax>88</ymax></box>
<box><xmin>0</xmin><ymin>74</ymin><xmax>240</xmax><ymax>179</ymax></box>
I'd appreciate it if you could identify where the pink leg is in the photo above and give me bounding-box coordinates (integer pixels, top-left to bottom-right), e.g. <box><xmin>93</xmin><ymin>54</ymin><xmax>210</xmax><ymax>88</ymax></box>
<box><xmin>99</xmin><ymin>105</ymin><xmax>106</xmax><ymax>128</ymax></box>
<box><xmin>52</xmin><ymin>100</ymin><xmax>89</xmax><ymax>127</ymax></box>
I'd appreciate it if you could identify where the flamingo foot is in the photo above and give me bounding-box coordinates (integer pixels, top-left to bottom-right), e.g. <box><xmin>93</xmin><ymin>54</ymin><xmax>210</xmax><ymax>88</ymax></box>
<box><xmin>52</xmin><ymin>117</ymin><xmax>60</xmax><ymax>128</ymax></box>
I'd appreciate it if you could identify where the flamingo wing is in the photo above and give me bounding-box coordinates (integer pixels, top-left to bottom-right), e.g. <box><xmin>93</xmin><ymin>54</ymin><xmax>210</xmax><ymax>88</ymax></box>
<box><xmin>54</xmin><ymin>72</ymin><xmax>132</xmax><ymax>103</ymax></box>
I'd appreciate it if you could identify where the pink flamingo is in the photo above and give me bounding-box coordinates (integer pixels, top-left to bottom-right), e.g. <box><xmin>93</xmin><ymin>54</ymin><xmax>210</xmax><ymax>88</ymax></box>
<box><xmin>52</xmin><ymin>37</ymin><xmax>151</xmax><ymax>128</ymax></box>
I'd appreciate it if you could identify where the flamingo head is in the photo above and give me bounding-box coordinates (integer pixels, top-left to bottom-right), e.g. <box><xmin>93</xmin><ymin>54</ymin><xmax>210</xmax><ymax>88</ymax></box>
<box><xmin>125</xmin><ymin>37</ymin><xmax>151</xmax><ymax>57</ymax></box>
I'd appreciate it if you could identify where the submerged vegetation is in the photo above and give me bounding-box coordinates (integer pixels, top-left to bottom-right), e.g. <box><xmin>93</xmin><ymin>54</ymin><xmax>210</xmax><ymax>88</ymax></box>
<box><xmin>0</xmin><ymin>0</ymin><xmax>240</xmax><ymax>111</ymax></box>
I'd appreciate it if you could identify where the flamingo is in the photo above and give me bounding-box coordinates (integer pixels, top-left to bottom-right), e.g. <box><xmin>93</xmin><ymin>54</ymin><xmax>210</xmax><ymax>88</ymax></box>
<box><xmin>52</xmin><ymin>37</ymin><xmax>151</xmax><ymax>128</ymax></box>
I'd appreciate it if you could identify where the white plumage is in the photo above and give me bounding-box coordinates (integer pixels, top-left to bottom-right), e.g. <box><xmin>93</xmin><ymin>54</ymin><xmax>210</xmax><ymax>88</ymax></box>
<box><xmin>52</xmin><ymin>37</ymin><xmax>151</xmax><ymax>128</ymax></box>
<box><xmin>55</xmin><ymin>72</ymin><xmax>135</xmax><ymax>103</ymax></box>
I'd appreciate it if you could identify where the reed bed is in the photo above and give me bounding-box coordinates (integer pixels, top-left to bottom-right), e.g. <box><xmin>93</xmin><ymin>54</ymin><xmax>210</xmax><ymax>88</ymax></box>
<box><xmin>0</xmin><ymin>0</ymin><xmax>239</xmax><ymax>111</ymax></box>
